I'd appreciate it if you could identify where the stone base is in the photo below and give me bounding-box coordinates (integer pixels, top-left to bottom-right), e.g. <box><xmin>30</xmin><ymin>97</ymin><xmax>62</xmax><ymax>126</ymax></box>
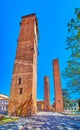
<box><xmin>8</xmin><ymin>96</ymin><xmax>36</xmax><ymax>117</ymax></box>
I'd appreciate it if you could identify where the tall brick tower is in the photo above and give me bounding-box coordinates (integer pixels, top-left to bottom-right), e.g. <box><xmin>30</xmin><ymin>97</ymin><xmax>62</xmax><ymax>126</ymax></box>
<box><xmin>44</xmin><ymin>76</ymin><xmax>50</xmax><ymax>111</ymax></box>
<box><xmin>8</xmin><ymin>14</ymin><xmax>38</xmax><ymax>116</ymax></box>
<box><xmin>53</xmin><ymin>59</ymin><xmax>64</xmax><ymax>112</ymax></box>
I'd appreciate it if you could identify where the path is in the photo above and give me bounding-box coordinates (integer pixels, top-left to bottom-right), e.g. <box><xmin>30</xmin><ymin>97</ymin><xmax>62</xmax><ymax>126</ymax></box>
<box><xmin>0</xmin><ymin>112</ymin><xmax>80</xmax><ymax>130</ymax></box>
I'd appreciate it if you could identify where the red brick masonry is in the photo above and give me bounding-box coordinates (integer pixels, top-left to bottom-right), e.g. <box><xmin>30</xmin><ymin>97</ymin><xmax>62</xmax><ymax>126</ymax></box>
<box><xmin>53</xmin><ymin>59</ymin><xmax>64</xmax><ymax>112</ymax></box>
<box><xmin>44</xmin><ymin>76</ymin><xmax>50</xmax><ymax>111</ymax></box>
<box><xmin>8</xmin><ymin>14</ymin><xmax>38</xmax><ymax>116</ymax></box>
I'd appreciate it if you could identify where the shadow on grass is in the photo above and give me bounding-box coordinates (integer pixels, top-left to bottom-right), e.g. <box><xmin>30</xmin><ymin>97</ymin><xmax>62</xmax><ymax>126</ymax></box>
<box><xmin>0</xmin><ymin>116</ymin><xmax>19</xmax><ymax>125</ymax></box>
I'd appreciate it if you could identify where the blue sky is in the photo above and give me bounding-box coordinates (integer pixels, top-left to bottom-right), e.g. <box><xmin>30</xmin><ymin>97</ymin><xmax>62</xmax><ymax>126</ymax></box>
<box><xmin>0</xmin><ymin>0</ymin><xmax>80</xmax><ymax>104</ymax></box>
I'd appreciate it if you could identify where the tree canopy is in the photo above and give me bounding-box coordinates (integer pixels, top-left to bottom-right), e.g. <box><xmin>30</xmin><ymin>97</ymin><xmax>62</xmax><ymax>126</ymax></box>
<box><xmin>62</xmin><ymin>8</ymin><xmax>80</xmax><ymax>94</ymax></box>
<box><xmin>62</xmin><ymin>89</ymin><xmax>71</xmax><ymax>108</ymax></box>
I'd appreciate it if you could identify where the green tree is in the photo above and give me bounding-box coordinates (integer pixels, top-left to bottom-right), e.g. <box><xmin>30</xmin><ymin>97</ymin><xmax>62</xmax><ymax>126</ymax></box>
<box><xmin>77</xmin><ymin>99</ymin><xmax>80</xmax><ymax>111</ymax></box>
<box><xmin>62</xmin><ymin>8</ymin><xmax>80</xmax><ymax>93</ymax></box>
<box><xmin>62</xmin><ymin>89</ymin><xmax>71</xmax><ymax>108</ymax></box>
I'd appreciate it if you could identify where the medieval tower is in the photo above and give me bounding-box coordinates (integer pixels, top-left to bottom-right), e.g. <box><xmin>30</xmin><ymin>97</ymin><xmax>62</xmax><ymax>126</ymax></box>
<box><xmin>44</xmin><ymin>76</ymin><xmax>50</xmax><ymax>111</ymax></box>
<box><xmin>53</xmin><ymin>59</ymin><xmax>64</xmax><ymax>112</ymax></box>
<box><xmin>8</xmin><ymin>14</ymin><xmax>38</xmax><ymax>116</ymax></box>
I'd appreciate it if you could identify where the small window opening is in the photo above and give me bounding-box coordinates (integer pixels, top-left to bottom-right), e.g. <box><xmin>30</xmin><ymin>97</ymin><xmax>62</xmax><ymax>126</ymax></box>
<box><xmin>19</xmin><ymin>88</ymin><xmax>22</xmax><ymax>94</ymax></box>
<box><xmin>58</xmin><ymin>100</ymin><xmax>60</xmax><ymax>103</ymax></box>
<box><xmin>18</xmin><ymin>78</ymin><xmax>21</xmax><ymax>85</ymax></box>
<box><xmin>30</xmin><ymin>48</ymin><xmax>34</xmax><ymax>50</ymax></box>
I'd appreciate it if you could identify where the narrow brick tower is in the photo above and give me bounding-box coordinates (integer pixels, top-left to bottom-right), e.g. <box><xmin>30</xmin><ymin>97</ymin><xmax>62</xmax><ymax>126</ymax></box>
<box><xmin>53</xmin><ymin>59</ymin><xmax>64</xmax><ymax>112</ymax></box>
<box><xmin>44</xmin><ymin>76</ymin><xmax>50</xmax><ymax>111</ymax></box>
<box><xmin>8</xmin><ymin>14</ymin><xmax>38</xmax><ymax>116</ymax></box>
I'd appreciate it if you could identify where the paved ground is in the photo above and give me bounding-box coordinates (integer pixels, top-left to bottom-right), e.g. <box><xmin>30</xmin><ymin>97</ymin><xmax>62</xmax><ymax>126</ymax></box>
<box><xmin>0</xmin><ymin>112</ymin><xmax>80</xmax><ymax>130</ymax></box>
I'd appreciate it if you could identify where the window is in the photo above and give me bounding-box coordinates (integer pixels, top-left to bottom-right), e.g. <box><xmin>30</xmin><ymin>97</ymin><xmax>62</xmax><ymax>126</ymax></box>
<box><xmin>1</xmin><ymin>106</ymin><xmax>3</xmax><ymax>110</ymax></box>
<box><xmin>74</xmin><ymin>108</ymin><xmax>76</xmax><ymax>110</ymax></box>
<box><xmin>6</xmin><ymin>101</ymin><xmax>8</xmax><ymax>104</ymax></box>
<box><xmin>30</xmin><ymin>48</ymin><xmax>34</xmax><ymax>51</ymax></box>
<box><xmin>73</xmin><ymin>103</ymin><xmax>76</xmax><ymax>107</ymax></box>
<box><xmin>2</xmin><ymin>101</ymin><xmax>3</xmax><ymax>104</ymax></box>
<box><xmin>19</xmin><ymin>88</ymin><xmax>22</xmax><ymax>94</ymax></box>
<box><xmin>6</xmin><ymin>105</ymin><xmax>8</xmax><ymax>109</ymax></box>
<box><xmin>18</xmin><ymin>78</ymin><xmax>21</xmax><ymax>85</ymax></box>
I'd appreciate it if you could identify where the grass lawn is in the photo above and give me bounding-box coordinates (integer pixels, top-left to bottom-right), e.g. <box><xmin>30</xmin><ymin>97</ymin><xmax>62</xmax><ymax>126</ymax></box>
<box><xmin>0</xmin><ymin>116</ymin><xmax>19</xmax><ymax>125</ymax></box>
<box><xmin>68</xmin><ymin>114</ymin><xmax>80</xmax><ymax>116</ymax></box>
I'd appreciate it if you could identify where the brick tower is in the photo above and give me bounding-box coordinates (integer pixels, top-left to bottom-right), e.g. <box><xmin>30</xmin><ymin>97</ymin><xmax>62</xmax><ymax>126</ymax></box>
<box><xmin>44</xmin><ymin>76</ymin><xmax>50</xmax><ymax>111</ymax></box>
<box><xmin>53</xmin><ymin>59</ymin><xmax>64</xmax><ymax>112</ymax></box>
<box><xmin>8</xmin><ymin>14</ymin><xmax>38</xmax><ymax>116</ymax></box>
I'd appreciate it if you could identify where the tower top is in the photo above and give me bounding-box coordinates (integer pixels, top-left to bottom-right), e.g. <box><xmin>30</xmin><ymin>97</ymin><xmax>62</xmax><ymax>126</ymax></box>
<box><xmin>53</xmin><ymin>59</ymin><xmax>59</xmax><ymax>64</ymax></box>
<box><xmin>22</xmin><ymin>13</ymin><xmax>36</xmax><ymax>19</ymax></box>
<box><xmin>44</xmin><ymin>76</ymin><xmax>49</xmax><ymax>81</ymax></box>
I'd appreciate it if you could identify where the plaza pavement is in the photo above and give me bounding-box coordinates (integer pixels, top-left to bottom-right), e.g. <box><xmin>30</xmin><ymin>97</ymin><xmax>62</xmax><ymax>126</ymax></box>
<box><xmin>0</xmin><ymin>112</ymin><xmax>80</xmax><ymax>130</ymax></box>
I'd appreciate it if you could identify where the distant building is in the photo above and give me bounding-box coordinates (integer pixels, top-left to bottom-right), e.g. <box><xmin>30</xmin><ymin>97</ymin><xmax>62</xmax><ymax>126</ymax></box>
<box><xmin>37</xmin><ymin>100</ymin><xmax>44</xmax><ymax>111</ymax></box>
<box><xmin>0</xmin><ymin>94</ymin><xmax>9</xmax><ymax>114</ymax></box>
<box><xmin>64</xmin><ymin>100</ymin><xmax>79</xmax><ymax>112</ymax></box>
<box><xmin>51</xmin><ymin>102</ymin><xmax>55</xmax><ymax>112</ymax></box>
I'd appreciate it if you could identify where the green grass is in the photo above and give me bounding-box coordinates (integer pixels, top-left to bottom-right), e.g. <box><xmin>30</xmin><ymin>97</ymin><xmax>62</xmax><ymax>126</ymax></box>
<box><xmin>0</xmin><ymin>117</ymin><xmax>19</xmax><ymax>125</ymax></box>
<box><xmin>68</xmin><ymin>114</ymin><xmax>80</xmax><ymax>116</ymax></box>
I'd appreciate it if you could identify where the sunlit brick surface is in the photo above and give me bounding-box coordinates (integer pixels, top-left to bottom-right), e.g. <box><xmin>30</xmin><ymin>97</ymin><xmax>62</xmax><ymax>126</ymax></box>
<box><xmin>44</xmin><ymin>76</ymin><xmax>50</xmax><ymax>111</ymax></box>
<box><xmin>8</xmin><ymin>14</ymin><xmax>38</xmax><ymax>116</ymax></box>
<box><xmin>53</xmin><ymin>59</ymin><xmax>64</xmax><ymax>112</ymax></box>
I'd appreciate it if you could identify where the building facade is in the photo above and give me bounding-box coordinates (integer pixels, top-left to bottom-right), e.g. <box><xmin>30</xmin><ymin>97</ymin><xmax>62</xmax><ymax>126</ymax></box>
<box><xmin>8</xmin><ymin>14</ymin><xmax>38</xmax><ymax>116</ymax></box>
<box><xmin>0</xmin><ymin>94</ymin><xmax>9</xmax><ymax>114</ymax></box>
<box><xmin>64</xmin><ymin>100</ymin><xmax>79</xmax><ymax>112</ymax></box>
<box><xmin>37</xmin><ymin>100</ymin><xmax>44</xmax><ymax>111</ymax></box>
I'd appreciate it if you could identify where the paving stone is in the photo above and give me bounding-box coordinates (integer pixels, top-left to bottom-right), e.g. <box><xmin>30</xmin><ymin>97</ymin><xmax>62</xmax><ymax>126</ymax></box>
<box><xmin>0</xmin><ymin>112</ymin><xmax>80</xmax><ymax>130</ymax></box>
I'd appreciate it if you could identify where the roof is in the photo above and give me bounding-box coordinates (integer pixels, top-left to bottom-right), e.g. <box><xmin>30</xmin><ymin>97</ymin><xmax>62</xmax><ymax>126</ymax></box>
<box><xmin>37</xmin><ymin>100</ymin><xmax>44</xmax><ymax>103</ymax></box>
<box><xmin>37</xmin><ymin>99</ymin><xmax>44</xmax><ymax>101</ymax></box>
<box><xmin>0</xmin><ymin>94</ymin><xmax>9</xmax><ymax>99</ymax></box>
<box><xmin>70</xmin><ymin>100</ymin><xmax>78</xmax><ymax>102</ymax></box>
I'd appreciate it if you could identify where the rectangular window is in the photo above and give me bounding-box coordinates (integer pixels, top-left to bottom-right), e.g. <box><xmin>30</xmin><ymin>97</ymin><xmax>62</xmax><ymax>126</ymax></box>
<box><xmin>19</xmin><ymin>88</ymin><xmax>22</xmax><ymax>94</ymax></box>
<box><xmin>18</xmin><ymin>78</ymin><xmax>21</xmax><ymax>85</ymax></box>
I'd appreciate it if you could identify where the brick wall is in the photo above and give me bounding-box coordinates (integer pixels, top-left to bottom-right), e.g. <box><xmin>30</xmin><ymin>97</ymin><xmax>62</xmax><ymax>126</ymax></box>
<box><xmin>53</xmin><ymin>59</ymin><xmax>64</xmax><ymax>112</ymax></box>
<box><xmin>8</xmin><ymin>14</ymin><xmax>38</xmax><ymax>116</ymax></box>
<box><xmin>44</xmin><ymin>76</ymin><xmax>50</xmax><ymax>111</ymax></box>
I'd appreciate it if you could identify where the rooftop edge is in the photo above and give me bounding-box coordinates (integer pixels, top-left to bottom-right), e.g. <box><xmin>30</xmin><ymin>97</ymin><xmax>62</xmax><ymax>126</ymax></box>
<box><xmin>22</xmin><ymin>13</ymin><xmax>36</xmax><ymax>19</ymax></box>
